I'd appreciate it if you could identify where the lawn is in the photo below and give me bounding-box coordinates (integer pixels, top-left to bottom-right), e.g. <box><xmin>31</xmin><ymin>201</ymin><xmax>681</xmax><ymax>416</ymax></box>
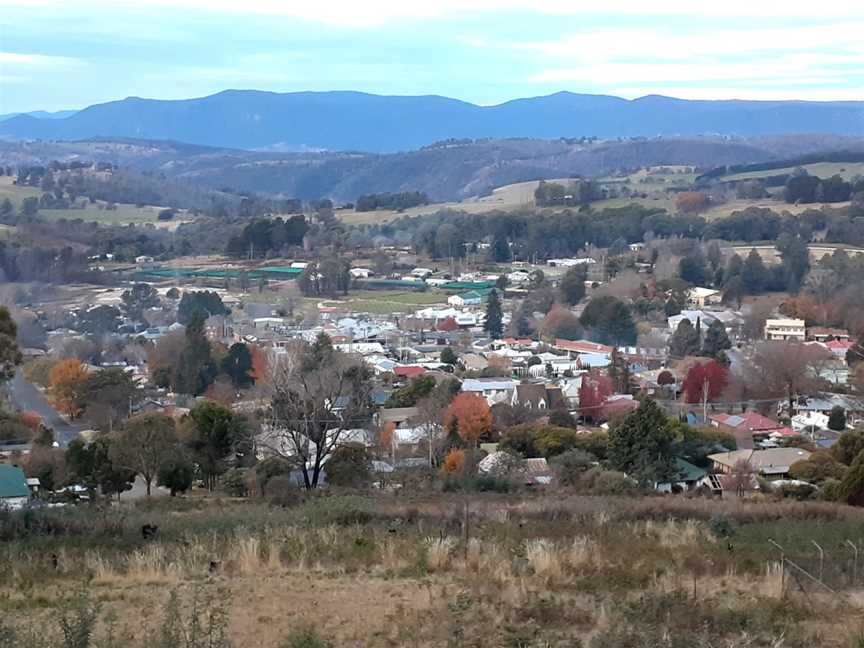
<box><xmin>318</xmin><ymin>289</ymin><xmax>447</xmax><ymax>314</ymax></box>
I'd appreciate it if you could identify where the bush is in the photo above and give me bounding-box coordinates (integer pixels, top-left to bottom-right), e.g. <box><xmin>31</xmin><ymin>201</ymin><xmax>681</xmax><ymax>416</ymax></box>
<box><xmin>324</xmin><ymin>445</ymin><xmax>371</xmax><ymax>488</ymax></box>
<box><xmin>551</xmin><ymin>449</ymin><xmax>596</xmax><ymax>487</ymax></box>
<box><xmin>281</xmin><ymin>630</ymin><xmax>334</xmax><ymax>648</ymax></box>
<box><xmin>221</xmin><ymin>468</ymin><xmax>249</xmax><ymax>497</ymax></box>
<box><xmin>580</xmin><ymin>468</ymin><xmax>635</xmax><ymax>495</ymax></box>
<box><xmin>709</xmin><ymin>514</ymin><xmax>735</xmax><ymax>538</ymax></box>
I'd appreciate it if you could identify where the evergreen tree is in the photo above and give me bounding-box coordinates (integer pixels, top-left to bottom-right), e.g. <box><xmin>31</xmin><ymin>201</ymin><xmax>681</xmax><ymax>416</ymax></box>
<box><xmin>701</xmin><ymin>319</ymin><xmax>732</xmax><ymax>360</ymax></box>
<box><xmin>221</xmin><ymin>343</ymin><xmax>254</xmax><ymax>388</ymax></box>
<box><xmin>669</xmin><ymin>319</ymin><xmax>701</xmax><ymax>358</ymax></box>
<box><xmin>484</xmin><ymin>290</ymin><xmax>503</xmax><ymax>339</ymax></box>
<box><xmin>741</xmin><ymin>249</ymin><xmax>767</xmax><ymax>294</ymax></box>
<box><xmin>559</xmin><ymin>264</ymin><xmax>588</xmax><ymax>305</ymax></box>
<box><xmin>607</xmin><ymin>399</ymin><xmax>677</xmax><ymax>486</ymax></box>
<box><xmin>0</xmin><ymin>306</ymin><xmax>22</xmax><ymax>385</ymax></box>
<box><xmin>839</xmin><ymin>449</ymin><xmax>864</xmax><ymax>506</ymax></box>
<box><xmin>679</xmin><ymin>249</ymin><xmax>709</xmax><ymax>285</ymax></box>
<box><xmin>828</xmin><ymin>406</ymin><xmax>847</xmax><ymax>432</ymax></box>
<box><xmin>579</xmin><ymin>296</ymin><xmax>637</xmax><ymax>346</ymax></box>
<box><xmin>778</xmin><ymin>234</ymin><xmax>810</xmax><ymax>294</ymax></box>
<box><xmin>176</xmin><ymin>312</ymin><xmax>216</xmax><ymax>395</ymax></box>
<box><xmin>511</xmin><ymin>304</ymin><xmax>533</xmax><ymax>337</ymax></box>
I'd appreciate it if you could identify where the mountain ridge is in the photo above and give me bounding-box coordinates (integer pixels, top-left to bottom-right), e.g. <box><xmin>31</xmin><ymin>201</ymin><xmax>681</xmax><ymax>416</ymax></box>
<box><xmin>1</xmin><ymin>90</ymin><xmax>862</xmax><ymax>153</ymax></box>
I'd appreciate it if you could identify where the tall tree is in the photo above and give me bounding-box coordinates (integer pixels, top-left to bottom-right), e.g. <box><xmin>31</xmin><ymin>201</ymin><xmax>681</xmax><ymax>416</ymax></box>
<box><xmin>221</xmin><ymin>342</ymin><xmax>254</xmax><ymax>388</ymax></box>
<box><xmin>741</xmin><ymin>249</ymin><xmax>767</xmax><ymax>294</ymax></box>
<box><xmin>559</xmin><ymin>264</ymin><xmax>588</xmax><ymax>305</ymax></box>
<box><xmin>0</xmin><ymin>306</ymin><xmax>22</xmax><ymax>385</ymax></box>
<box><xmin>669</xmin><ymin>319</ymin><xmax>701</xmax><ymax>358</ymax></box>
<box><xmin>268</xmin><ymin>341</ymin><xmax>373</xmax><ymax>489</ymax></box>
<box><xmin>777</xmin><ymin>234</ymin><xmax>810</xmax><ymax>294</ymax></box>
<box><xmin>682</xmin><ymin>360</ymin><xmax>729</xmax><ymax>421</ymax></box>
<box><xmin>747</xmin><ymin>342</ymin><xmax>832</xmax><ymax>414</ymax></box>
<box><xmin>607</xmin><ymin>399</ymin><xmax>676</xmax><ymax>486</ymax></box>
<box><xmin>110</xmin><ymin>413</ymin><xmax>178</xmax><ymax>497</ymax></box>
<box><xmin>679</xmin><ymin>249</ymin><xmax>709</xmax><ymax>285</ymax></box>
<box><xmin>120</xmin><ymin>283</ymin><xmax>160</xmax><ymax>321</ymax></box>
<box><xmin>76</xmin><ymin>367</ymin><xmax>141</xmax><ymax>431</ymax></box>
<box><xmin>701</xmin><ymin>319</ymin><xmax>732</xmax><ymax>360</ymax></box>
<box><xmin>176</xmin><ymin>312</ymin><xmax>216</xmax><ymax>395</ymax></box>
<box><xmin>483</xmin><ymin>290</ymin><xmax>504</xmax><ymax>340</ymax></box>
<box><xmin>538</xmin><ymin>304</ymin><xmax>583</xmax><ymax>341</ymax></box>
<box><xmin>828</xmin><ymin>406</ymin><xmax>847</xmax><ymax>432</ymax></box>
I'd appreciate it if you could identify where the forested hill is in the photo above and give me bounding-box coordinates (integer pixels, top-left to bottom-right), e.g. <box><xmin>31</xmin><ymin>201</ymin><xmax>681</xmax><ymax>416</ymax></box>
<box><xmin>1</xmin><ymin>90</ymin><xmax>863</xmax><ymax>152</ymax></box>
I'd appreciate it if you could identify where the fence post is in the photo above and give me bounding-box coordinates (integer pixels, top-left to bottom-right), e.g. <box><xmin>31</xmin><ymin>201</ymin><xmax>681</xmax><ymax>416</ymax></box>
<box><xmin>847</xmin><ymin>540</ymin><xmax>858</xmax><ymax>586</ymax></box>
<box><xmin>811</xmin><ymin>541</ymin><xmax>824</xmax><ymax>582</ymax></box>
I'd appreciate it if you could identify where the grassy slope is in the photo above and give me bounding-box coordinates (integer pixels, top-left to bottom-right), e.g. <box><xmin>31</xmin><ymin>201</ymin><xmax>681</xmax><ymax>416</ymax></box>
<box><xmin>722</xmin><ymin>161</ymin><xmax>864</xmax><ymax>182</ymax></box>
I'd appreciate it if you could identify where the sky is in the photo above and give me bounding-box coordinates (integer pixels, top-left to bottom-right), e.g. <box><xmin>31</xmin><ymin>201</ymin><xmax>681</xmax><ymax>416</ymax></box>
<box><xmin>1</xmin><ymin>0</ymin><xmax>863</xmax><ymax>113</ymax></box>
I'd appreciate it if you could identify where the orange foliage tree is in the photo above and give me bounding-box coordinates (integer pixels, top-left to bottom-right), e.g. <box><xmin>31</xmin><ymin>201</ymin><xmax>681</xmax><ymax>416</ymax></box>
<box><xmin>48</xmin><ymin>359</ymin><xmax>88</xmax><ymax>419</ymax></box>
<box><xmin>378</xmin><ymin>421</ymin><xmax>396</xmax><ymax>459</ymax></box>
<box><xmin>675</xmin><ymin>191</ymin><xmax>709</xmax><ymax>214</ymax></box>
<box><xmin>445</xmin><ymin>393</ymin><xmax>492</xmax><ymax>447</ymax></box>
<box><xmin>249</xmin><ymin>345</ymin><xmax>270</xmax><ymax>385</ymax></box>
<box><xmin>442</xmin><ymin>448</ymin><xmax>466</xmax><ymax>474</ymax></box>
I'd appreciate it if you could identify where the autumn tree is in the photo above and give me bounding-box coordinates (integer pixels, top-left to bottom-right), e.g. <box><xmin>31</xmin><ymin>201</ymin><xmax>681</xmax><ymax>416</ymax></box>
<box><xmin>444</xmin><ymin>393</ymin><xmax>492</xmax><ymax>447</ymax></box>
<box><xmin>578</xmin><ymin>371</ymin><xmax>614</xmax><ymax>423</ymax></box>
<box><xmin>48</xmin><ymin>358</ymin><xmax>89</xmax><ymax>419</ymax></box>
<box><xmin>676</xmin><ymin>191</ymin><xmax>709</xmax><ymax>214</ymax></box>
<box><xmin>0</xmin><ymin>306</ymin><xmax>22</xmax><ymax>385</ymax></box>
<box><xmin>538</xmin><ymin>304</ymin><xmax>583</xmax><ymax>341</ymax></box>
<box><xmin>110</xmin><ymin>413</ymin><xmax>179</xmax><ymax>497</ymax></box>
<box><xmin>682</xmin><ymin>360</ymin><xmax>729</xmax><ymax>420</ymax></box>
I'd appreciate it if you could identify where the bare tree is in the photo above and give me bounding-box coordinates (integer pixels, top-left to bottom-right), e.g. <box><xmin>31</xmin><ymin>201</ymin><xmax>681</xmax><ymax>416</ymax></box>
<box><xmin>746</xmin><ymin>342</ymin><xmax>832</xmax><ymax>414</ymax></box>
<box><xmin>109</xmin><ymin>413</ymin><xmax>178</xmax><ymax>497</ymax></box>
<box><xmin>267</xmin><ymin>336</ymin><xmax>373</xmax><ymax>489</ymax></box>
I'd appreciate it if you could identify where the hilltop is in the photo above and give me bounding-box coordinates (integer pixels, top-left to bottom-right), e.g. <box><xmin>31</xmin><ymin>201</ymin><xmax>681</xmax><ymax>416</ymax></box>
<box><xmin>2</xmin><ymin>90</ymin><xmax>864</xmax><ymax>152</ymax></box>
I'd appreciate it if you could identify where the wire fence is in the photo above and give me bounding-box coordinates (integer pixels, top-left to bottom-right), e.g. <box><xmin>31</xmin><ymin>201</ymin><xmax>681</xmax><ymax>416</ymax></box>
<box><xmin>768</xmin><ymin>539</ymin><xmax>862</xmax><ymax>594</ymax></box>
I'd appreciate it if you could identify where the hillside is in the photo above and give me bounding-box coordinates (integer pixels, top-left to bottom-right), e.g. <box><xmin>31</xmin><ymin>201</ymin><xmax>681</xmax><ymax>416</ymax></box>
<box><xmin>2</xmin><ymin>90</ymin><xmax>864</xmax><ymax>152</ymax></box>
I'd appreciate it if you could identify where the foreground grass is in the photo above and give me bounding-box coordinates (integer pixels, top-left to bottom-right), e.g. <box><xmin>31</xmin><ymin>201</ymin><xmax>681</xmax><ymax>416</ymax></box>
<box><xmin>3</xmin><ymin>494</ymin><xmax>864</xmax><ymax>646</ymax></box>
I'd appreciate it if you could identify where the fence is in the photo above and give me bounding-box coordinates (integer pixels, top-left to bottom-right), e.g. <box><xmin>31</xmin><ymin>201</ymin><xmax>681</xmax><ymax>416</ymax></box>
<box><xmin>768</xmin><ymin>538</ymin><xmax>862</xmax><ymax>595</ymax></box>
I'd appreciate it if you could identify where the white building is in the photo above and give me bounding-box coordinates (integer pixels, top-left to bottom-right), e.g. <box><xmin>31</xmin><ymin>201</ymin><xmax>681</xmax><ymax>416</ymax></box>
<box><xmin>764</xmin><ymin>318</ymin><xmax>806</xmax><ymax>342</ymax></box>
<box><xmin>687</xmin><ymin>287</ymin><xmax>722</xmax><ymax>308</ymax></box>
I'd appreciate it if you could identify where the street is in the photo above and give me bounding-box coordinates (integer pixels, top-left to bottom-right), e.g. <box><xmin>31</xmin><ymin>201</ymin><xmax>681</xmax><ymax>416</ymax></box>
<box><xmin>8</xmin><ymin>369</ymin><xmax>85</xmax><ymax>447</ymax></box>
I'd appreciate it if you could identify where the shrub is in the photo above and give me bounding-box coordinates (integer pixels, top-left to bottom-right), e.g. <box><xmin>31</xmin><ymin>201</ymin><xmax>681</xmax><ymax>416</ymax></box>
<box><xmin>325</xmin><ymin>445</ymin><xmax>371</xmax><ymax>488</ymax></box>
<box><xmin>221</xmin><ymin>468</ymin><xmax>249</xmax><ymax>497</ymax></box>
<box><xmin>709</xmin><ymin>514</ymin><xmax>735</xmax><ymax>538</ymax></box>
<box><xmin>551</xmin><ymin>449</ymin><xmax>596</xmax><ymax>487</ymax></box>
<box><xmin>280</xmin><ymin>630</ymin><xmax>334</xmax><ymax>648</ymax></box>
<box><xmin>580</xmin><ymin>468</ymin><xmax>635</xmax><ymax>495</ymax></box>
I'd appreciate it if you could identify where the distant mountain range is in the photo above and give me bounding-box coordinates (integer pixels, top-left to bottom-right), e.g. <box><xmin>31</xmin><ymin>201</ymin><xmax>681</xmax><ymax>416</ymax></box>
<box><xmin>1</xmin><ymin>90</ymin><xmax>862</xmax><ymax>153</ymax></box>
<box><xmin>0</xmin><ymin>110</ymin><xmax>77</xmax><ymax>123</ymax></box>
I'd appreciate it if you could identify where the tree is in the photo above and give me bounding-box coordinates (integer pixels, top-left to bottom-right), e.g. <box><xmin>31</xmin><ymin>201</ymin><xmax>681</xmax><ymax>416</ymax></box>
<box><xmin>440</xmin><ymin>347</ymin><xmax>458</xmax><ymax>365</ymax></box>
<box><xmin>838</xmin><ymin>449</ymin><xmax>864</xmax><ymax>506</ymax></box>
<box><xmin>183</xmin><ymin>401</ymin><xmax>249</xmax><ymax>491</ymax></box>
<box><xmin>679</xmin><ymin>250</ymin><xmax>709</xmax><ymax>285</ymax></box>
<box><xmin>833</xmin><ymin>429</ymin><xmax>864</xmax><ymax>465</ymax></box>
<box><xmin>48</xmin><ymin>359</ymin><xmax>89</xmax><ymax>419</ymax></box>
<box><xmin>828</xmin><ymin>406</ymin><xmax>847</xmax><ymax>432</ymax></box>
<box><xmin>386</xmin><ymin>374</ymin><xmax>436</xmax><ymax>408</ymax></box>
<box><xmin>177</xmin><ymin>291</ymin><xmax>227</xmax><ymax>324</ymax></box>
<box><xmin>249</xmin><ymin>344</ymin><xmax>271</xmax><ymax>385</ymax></box>
<box><xmin>65</xmin><ymin>436</ymin><xmax>135</xmax><ymax>500</ymax></box>
<box><xmin>741</xmin><ymin>249</ymin><xmax>767</xmax><ymax>294</ymax></box>
<box><xmin>657</xmin><ymin>370</ymin><xmax>676</xmax><ymax>388</ymax></box>
<box><xmin>789</xmin><ymin>452</ymin><xmax>846</xmax><ymax>484</ymax></box>
<box><xmin>268</xmin><ymin>341</ymin><xmax>373</xmax><ymax>489</ymax></box>
<box><xmin>579</xmin><ymin>296</ymin><xmax>637</xmax><ymax>345</ymax></box>
<box><xmin>559</xmin><ymin>265</ymin><xmax>587</xmax><ymax>305</ymax></box>
<box><xmin>483</xmin><ymin>291</ymin><xmax>503</xmax><ymax>340</ymax></box>
<box><xmin>121</xmin><ymin>283</ymin><xmax>160</xmax><ymax>321</ymax></box>
<box><xmin>538</xmin><ymin>304</ymin><xmax>583</xmax><ymax>341</ymax></box>
<box><xmin>747</xmin><ymin>342</ymin><xmax>832</xmax><ymax>414</ymax></box>
<box><xmin>221</xmin><ymin>343</ymin><xmax>254</xmax><ymax>388</ymax></box>
<box><xmin>444</xmin><ymin>393</ymin><xmax>492</xmax><ymax>447</ymax></box>
<box><xmin>76</xmin><ymin>367</ymin><xmax>141</xmax><ymax>431</ymax></box>
<box><xmin>157</xmin><ymin>450</ymin><xmax>195</xmax><ymax>496</ymax></box>
<box><xmin>777</xmin><ymin>234</ymin><xmax>810</xmax><ymax>294</ymax></box>
<box><xmin>579</xmin><ymin>371</ymin><xmax>614</xmax><ymax>423</ymax></box>
<box><xmin>607</xmin><ymin>399</ymin><xmax>676</xmax><ymax>486</ymax></box>
<box><xmin>175</xmin><ymin>312</ymin><xmax>216</xmax><ymax>395</ymax></box>
<box><xmin>682</xmin><ymin>360</ymin><xmax>729</xmax><ymax>420</ymax></box>
<box><xmin>675</xmin><ymin>191</ymin><xmax>709</xmax><ymax>214</ymax></box>
<box><xmin>668</xmin><ymin>319</ymin><xmax>701</xmax><ymax>358</ymax></box>
<box><xmin>326</xmin><ymin>445</ymin><xmax>371</xmax><ymax>487</ymax></box>
<box><xmin>701</xmin><ymin>319</ymin><xmax>732</xmax><ymax>360</ymax></box>
<box><xmin>0</xmin><ymin>307</ymin><xmax>22</xmax><ymax>385</ymax></box>
<box><xmin>78</xmin><ymin>305</ymin><xmax>121</xmax><ymax>336</ymax></box>
<box><xmin>110</xmin><ymin>413</ymin><xmax>178</xmax><ymax>497</ymax></box>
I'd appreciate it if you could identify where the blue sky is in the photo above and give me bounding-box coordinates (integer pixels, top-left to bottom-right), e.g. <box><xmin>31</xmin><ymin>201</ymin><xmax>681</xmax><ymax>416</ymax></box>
<box><xmin>1</xmin><ymin>0</ymin><xmax>863</xmax><ymax>113</ymax></box>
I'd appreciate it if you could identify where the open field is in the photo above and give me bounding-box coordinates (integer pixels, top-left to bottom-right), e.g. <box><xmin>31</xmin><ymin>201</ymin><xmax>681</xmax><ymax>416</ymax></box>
<box><xmin>3</xmin><ymin>495</ymin><xmax>864</xmax><ymax>647</ymax></box>
<box><xmin>723</xmin><ymin>162</ymin><xmax>864</xmax><ymax>183</ymax></box>
<box><xmin>318</xmin><ymin>289</ymin><xmax>447</xmax><ymax>314</ymax></box>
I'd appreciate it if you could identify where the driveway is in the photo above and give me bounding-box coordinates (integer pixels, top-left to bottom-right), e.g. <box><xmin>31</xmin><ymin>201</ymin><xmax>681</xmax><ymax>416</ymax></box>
<box><xmin>8</xmin><ymin>369</ymin><xmax>85</xmax><ymax>447</ymax></box>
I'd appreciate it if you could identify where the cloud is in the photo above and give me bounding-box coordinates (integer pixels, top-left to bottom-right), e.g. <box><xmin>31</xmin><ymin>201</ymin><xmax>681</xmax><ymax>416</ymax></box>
<box><xmin>5</xmin><ymin>0</ymin><xmax>864</xmax><ymax>28</ymax></box>
<box><xmin>0</xmin><ymin>52</ymin><xmax>80</xmax><ymax>66</ymax></box>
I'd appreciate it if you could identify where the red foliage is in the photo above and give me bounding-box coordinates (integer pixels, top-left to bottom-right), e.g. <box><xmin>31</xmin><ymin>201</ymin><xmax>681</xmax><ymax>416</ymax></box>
<box><xmin>445</xmin><ymin>393</ymin><xmax>492</xmax><ymax>445</ymax></box>
<box><xmin>682</xmin><ymin>360</ymin><xmax>729</xmax><ymax>404</ymax></box>
<box><xmin>437</xmin><ymin>317</ymin><xmax>459</xmax><ymax>332</ymax></box>
<box><xmin>675</xmin><ymin>191</ymin><xmax>709</xmax><ymax>214</ymax></box>
<box><xmin>20</xmin><ymin>411</ymin><xmax>42</xmax><ymax>430</ymax></box>
<box><xmin>657</xmin><ymin>370</ymin><xmax>676</xmax><ymax>386</ymax></box>
<box><xmin>578</xmin><ymin>370</ymin><xmax>614</xmax><ymax>421</ymax></box>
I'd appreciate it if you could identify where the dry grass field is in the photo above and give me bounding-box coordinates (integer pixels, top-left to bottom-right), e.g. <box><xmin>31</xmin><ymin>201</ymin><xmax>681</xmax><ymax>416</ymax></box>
<box><xmin>3</xmin><ymin>494</ymin><xmax>864</xmax><ymax>647</ymax></box>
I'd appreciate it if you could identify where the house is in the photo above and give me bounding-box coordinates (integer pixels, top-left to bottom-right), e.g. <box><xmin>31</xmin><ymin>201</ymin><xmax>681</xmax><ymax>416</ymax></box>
<box><xmin>393</xmin><ymin>365</ymin><xmax>427</xmax><ymax>379</ymax></box>
<box><xmin>792</xmin><ymin>393</ymin><xmax>864</xmax><ymax>427</ymax></box>
<box><xmin>764</xmin><ymin>318</ymin><xmax>806</xmax><ymax>341</ymax></box>
<box><xmin>707</xmin><ymin>448</ymin><xmax>811</xmax><ymax>479</ymax></box>
<box><xmin>349</xmin><ymin>268</ymin><xmax>373</xmax><ymax>279</ymax></box>
<box><xmin>411</xmin><ymin>268</ymin><xmax>433</xmax><ymax>279</ymax></box>
<box><xmin>687</xmin><ymin>287</ymin><xmax>722</xmax><ymax>308</ymax></box>
<box><xmin>511</xmin><ymin>383</ymin><xmax>566</xmax><ymax>411</ymax></box>
<box><xmin>655</xmin><ymin>459</ymin><xmax>707</xmax><ymax>493</ymax></box>
<box><xmin>552</xmin><ymin>339</ymin><xmax>613</xmax><ymax>368</ymax></box>
<box><xmin>448</xmin><ymin>289</ymin><xmax>496</xmax><ymax>307</ymax></box>
<box><xmin>547</xmin><ymin>258</ymin><xmax>596</xmax><ymax>268</ymax></box>
<box><xmin>709</xmin><ymin>412</ymin><xmax>795</xmax><ymax>450</ymax></box>
<box><xmin>478</xmin><ymin>452</ymin><xmax>553</xmax><ymax>485</ymax></box>
<box><xmin>461</xmin><ymin>378</ymin><xmax>518</xmax><ymax>405</ymax></box>
<box><xmin>0</xmin><ymin>464</ymin><xmax>31</xmax><ymax>511</ymax></box>
<box><xmin>822</xmin><ymin>339</ymin><xmax>855</xmax><ymax>360</ymax></box>
<box><xmin>807</xmin><ymin>327</ymin><xmax>850</xmax><ymax>343</ymax></box>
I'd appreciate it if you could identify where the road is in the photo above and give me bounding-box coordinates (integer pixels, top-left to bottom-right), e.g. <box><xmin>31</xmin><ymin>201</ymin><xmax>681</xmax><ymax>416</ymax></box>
<box><xmin>8</xmin><ymin>369</ymin><xmax>85</xmax><ymax>446</ymax></box>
